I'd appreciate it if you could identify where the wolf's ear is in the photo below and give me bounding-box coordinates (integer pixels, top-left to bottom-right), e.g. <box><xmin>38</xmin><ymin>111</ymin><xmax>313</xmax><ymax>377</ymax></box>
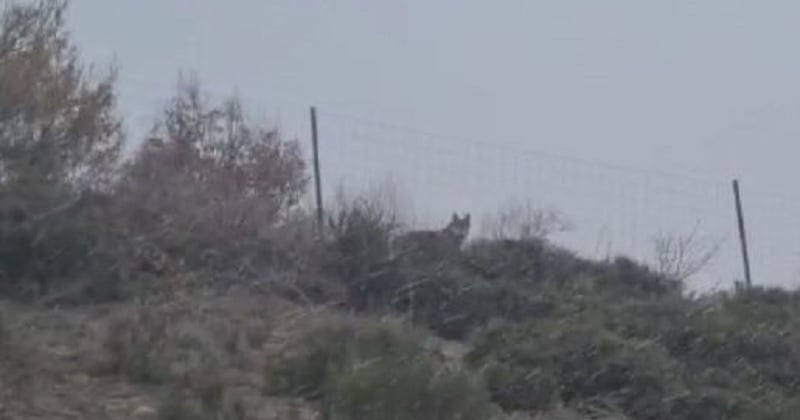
<box><xmin>452</xmin><ymin>212</ymin><xmax>459</xmax><ymax>221</ymax></box>
<box><xmin>465</xmin><ymin>213</ymin><xmax>471</xmax><ymax>223</ymax></box>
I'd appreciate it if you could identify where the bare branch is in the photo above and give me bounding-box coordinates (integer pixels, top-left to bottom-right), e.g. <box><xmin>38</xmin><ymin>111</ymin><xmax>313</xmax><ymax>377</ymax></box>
<box><xmin>481</xmin><ymin>199</ymin><xmax>571</xmax><ymax>241</ymax></box>
<box><xmin>652</xmin><ymin>220</ymin><xmax>720</xmax><ymax>281</ymax></box>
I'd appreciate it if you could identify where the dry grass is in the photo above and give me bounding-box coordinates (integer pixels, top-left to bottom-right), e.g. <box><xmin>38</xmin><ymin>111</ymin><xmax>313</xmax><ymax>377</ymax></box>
<box><xmin>0</xmin><ymin>280</ymin><xmax>640</xmax><ymax>420</ymax></box>
<box><xmin>0</xmin><ymin>288</ymin><xmax>326</xmax><ymax>420</ymax></box>
<box><xmin>0</xmin><ymin>306</ymin><xmax>36</xmax><ymax>411</ymax></box>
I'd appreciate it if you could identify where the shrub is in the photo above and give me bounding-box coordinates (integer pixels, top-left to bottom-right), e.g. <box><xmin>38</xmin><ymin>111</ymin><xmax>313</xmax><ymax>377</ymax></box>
<box><xmin>0</xmin><ymin>190</ymin><xmax>140</xmax><ymax>301</ymax></box>
<box><xmin>157</xmin><ymin>388</ymin><xmax>246</xmax><ymax>420</ymax></box>
<box><xmin>464</xmin><ymin>288</ymin><xmax>800</xmax><ymax>420</ymax></box>
<box><xmin>346</xmin><ymin>237</ymin><xmax>684</xmax><ymax>341</ymax></box>
<box><xmin>462</xmin><ymin>239</ymin><xmax>681</xmax><ymax>301</ymax></box>
<box><xmin>0</xmin><ymin>0</ymin><xmax>123</xmax><ymax>189</ymax></box>
<box><xmin>264</xmin><ymin>315</ymin><xmax>496</xmax><ymax>420</ymax></box>
<box><xmin>663</xmin><ymin>295</ymin><xmax>800</xmax><ymax>393</ymax></box>
<box><xmin>369</xmin><ymin>261</ymin><xmax>558</xmax><ymax>340</ymax></box>
<box><xmin>465</xmin><ymin>319</ymin><xmax>687</xmax><ymax>419</ymax></box>
<box><xmin>100</xmin><ymin>305</ymin><xmax>183</xmax><ymax>384</ymax></box>
<box><xmin>95</xmin><ymin>296</ymin><xmax>271</xmax><ymax>388</ymax></box>
<box><xmin>318</xmin><ymin>188</ymin><xmax>400</xmax><ymax>308</ymax></box>
<box><xmin>325</xmin><ymin>357</ymin><xmax>494</xmax><ymax>420</ymax></box>
<box><xmin>463</xmin><ymin>237</ymin><xmax>577</xmax><ymax>282</ymax></box>
<box><xmin>264</xmin><ymin>316</ymin><xmax>423</xmax><ymax>398</ymax></box>
<box><xmin>115</xmin><ymin>78</ymin><xmax>308</xmax><ymax>284</ymax></box>
<box><xmin>0</xmin><ymin>0</ymin><xmax>126</xmax><ymax>300</ymax></box>
<box><xmin>592</xmin><ymin>295</ymin><xmax>691</xmax><ymax>340</ymax></box>
<box><xmin>589</xmin><ymin>256</ymin><xmax>683</xmax><ymax>299</ymax></box>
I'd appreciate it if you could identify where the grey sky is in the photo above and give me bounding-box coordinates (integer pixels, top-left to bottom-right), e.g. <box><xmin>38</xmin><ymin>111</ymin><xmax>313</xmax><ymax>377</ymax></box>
<box><xmin>65</xmin><ymin>1</ymin><xmax>800</xmax><ymax>289</ymax></box>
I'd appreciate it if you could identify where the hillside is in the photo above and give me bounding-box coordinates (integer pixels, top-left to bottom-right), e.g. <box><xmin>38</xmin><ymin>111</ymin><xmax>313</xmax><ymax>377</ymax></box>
<box><xmin>3</xmin><ymin>228</ymin><xmax>800</xmax><ymax>420</ymax></box>
<box><xmin>3</xmin><ymin>2</ymin><xmax>800</xmax><ymax>419</ymax></box>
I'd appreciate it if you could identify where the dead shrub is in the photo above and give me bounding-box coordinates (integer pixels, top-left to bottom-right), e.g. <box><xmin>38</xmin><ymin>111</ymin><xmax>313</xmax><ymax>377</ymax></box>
<box><xmin>94</xmin><ymin>294</ymin><xmax>277</xmax><ymax>391</ymax></box>
<box><xmin>481</xmin><ymin>199</ymin><xmax>571</xmax><ymax>241</ymax></box>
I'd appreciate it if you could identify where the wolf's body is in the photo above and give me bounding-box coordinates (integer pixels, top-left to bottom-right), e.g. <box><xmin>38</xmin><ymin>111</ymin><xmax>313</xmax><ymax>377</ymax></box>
<box><xmin>391</xmin><ymin>213</ymin><xmax>471</xmax><ymax>260</ymax></box>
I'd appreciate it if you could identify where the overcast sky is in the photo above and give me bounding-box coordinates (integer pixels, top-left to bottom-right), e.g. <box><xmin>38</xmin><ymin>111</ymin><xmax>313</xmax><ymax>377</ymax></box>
<box><xmin>65</xmin><ymin>1</ymin><xmax>800</xmax><ymax>289</ymax></box>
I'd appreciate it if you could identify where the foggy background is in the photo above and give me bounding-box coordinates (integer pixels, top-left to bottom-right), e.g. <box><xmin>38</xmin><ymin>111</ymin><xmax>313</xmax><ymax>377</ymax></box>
<box><xmin>65</xmin><ymin>1</ymin><xmax>800</xmax><ymax>291</ymax></box>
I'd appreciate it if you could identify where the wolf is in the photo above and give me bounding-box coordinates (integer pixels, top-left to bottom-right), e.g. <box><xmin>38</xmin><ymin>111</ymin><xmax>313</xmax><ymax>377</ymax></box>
<box><xmin>391</xmin><ymin>212</ymin><xmax>471</xmax><ymax>260</ymax></box>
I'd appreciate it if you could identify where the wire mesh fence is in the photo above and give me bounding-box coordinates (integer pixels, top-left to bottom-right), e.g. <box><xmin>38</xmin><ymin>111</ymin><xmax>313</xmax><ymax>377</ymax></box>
<box><xmin>306</xmin><ymin>108</ymin><xmax>800</xmax><ymax>292</ymax></box>
<box><xmin>114</xmin><ymin>75</ymin><xmax>800</xmax><ymax>292</ymax></box>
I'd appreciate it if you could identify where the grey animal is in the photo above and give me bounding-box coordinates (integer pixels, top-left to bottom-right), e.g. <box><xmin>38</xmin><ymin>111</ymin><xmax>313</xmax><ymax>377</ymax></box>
<box><xmin>391</xmin><ymin>212</ymin><xmax>471</xmax><ymax>259</ymax></box>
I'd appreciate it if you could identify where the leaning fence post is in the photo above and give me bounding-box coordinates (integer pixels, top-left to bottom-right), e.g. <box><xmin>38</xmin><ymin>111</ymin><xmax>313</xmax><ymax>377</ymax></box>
<box><xmin>310</xmin><ymin>106</ymin><xmax>324</xmax><ymax>238</ymax></box>
<box><xmin>732</xmin><ymin>179</ymin><xmax>752</xmax><ymax>289</ymax></box>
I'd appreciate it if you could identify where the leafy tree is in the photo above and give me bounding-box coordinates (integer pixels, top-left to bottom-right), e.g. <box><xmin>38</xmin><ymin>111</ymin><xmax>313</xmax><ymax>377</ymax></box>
<box><xmin>0</xmin><ymin>0</ymin><xmax>122</xmax><ymax>199</ymax></box>
<box><xmin>0</xmin><ymin>0</ymin><xmax>123</xmax><ymax>299</ymax></box>
<box><xmin>116</xmin><ymin>76</ymin><xmax>308</xmax><ymax>276</ymax></box>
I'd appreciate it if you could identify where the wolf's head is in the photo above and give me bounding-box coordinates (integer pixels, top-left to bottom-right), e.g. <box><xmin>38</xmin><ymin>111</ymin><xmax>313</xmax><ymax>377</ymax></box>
<box><xmin>444</xmin><ymin>212</ymin><xmax>471</xmax><ymax>245</ymax></box>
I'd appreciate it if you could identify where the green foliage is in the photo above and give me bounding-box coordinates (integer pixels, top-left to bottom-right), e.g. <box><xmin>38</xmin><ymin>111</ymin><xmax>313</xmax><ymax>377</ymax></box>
<box><xmin>325</xmin><ymin>358</ymin><xmax>493</xmax><ymax>420</ymax></box>
<box><xmin>0</xmin><ymin>11</ymin><xmax>309</xmax><ymax>300</ymax></box>
<box><xmin>5</xmin><ymin>4</ymin><xmax>800</xmax><ymax>420</ymax></box>
<box><xmin>0</xmin><ymin>0</ymin><xmax>123</xmax><ymax>188</ymax></box>
<box><xmin>0</xmin><ymin>190</ymin><xmax>136</xmax><ymax>301</ymax></box>
<box><xmin>264</xmin><ymin>316</ymin><xmax>496</xmax><ymax>420</ymax></box>
<box><xmin>340</xmin><ymin>238</ymin><xmax>683</xmax><ymax>341</ymax></box>
<box><xmin>157</xmin><ymin>389</ymin><xmax>246</xmax><ymax>420</ymax></box>
<box><xmin>466</xmin><ymin>319</ymin><xmax>686</xmax><ymax>419</ymax></box>
<box><xmin>115</xmin><ymin>77</ymin><xmax>309</xmax><ymax>280</ymax></box>
<box><xmin>0</xmin><ymin>0</ymin><xmax>125</xmax><ymax>300</ymax></box>
<box><xmin>461</xmin><ymin>283</ymin><xmax>800</xmax><ymax>420</ymax></box>
<box><xmin>264</xmin><ymin>317</ymin><xmax>424</xmax><ymax>398</ymax></box>
<box><xmin>319</xmin><ymin>192</ymin><xmax>399</xmax><ymax>307</ymax></box>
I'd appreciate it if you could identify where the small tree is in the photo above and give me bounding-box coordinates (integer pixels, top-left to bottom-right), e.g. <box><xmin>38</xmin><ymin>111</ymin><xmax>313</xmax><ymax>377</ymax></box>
<box><xmin>0</xmin><ymin>0</ymin><xmax>122</xmax><ymax>196</ymax></box>
<box><xmin>0</xmin><ymin>0</ymin><xmax>124</xmax><ymax>299</ymax></box>
<box><xmin>117</xmin><ymin>76</ymin><xmax>308</xmax><ymax>276</ymax></box>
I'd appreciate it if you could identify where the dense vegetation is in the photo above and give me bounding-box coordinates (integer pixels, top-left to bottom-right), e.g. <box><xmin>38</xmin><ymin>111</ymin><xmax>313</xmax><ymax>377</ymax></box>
<box><xmin>2</xmin><ymin>2</ymin><xmax>800</xmax><ymax>420</ymax></box>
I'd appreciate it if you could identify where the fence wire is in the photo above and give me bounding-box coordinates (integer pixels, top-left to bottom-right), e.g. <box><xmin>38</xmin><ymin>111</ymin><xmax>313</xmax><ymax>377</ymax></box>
<box><xmin>308</xmin><ymin>109</ymin><xmax>800</xmax><ymax>292</ymax></box>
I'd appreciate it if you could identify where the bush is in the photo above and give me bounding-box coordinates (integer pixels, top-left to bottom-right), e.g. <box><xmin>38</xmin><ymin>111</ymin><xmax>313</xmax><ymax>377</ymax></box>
<box><xmin>462</xmin><ymin>239</ymin><xmax>681</xmax><ymax>301</ymax></box>
<box><xmin>663</xmin><ymin>295</ymin><xmax>800</xmax><ymax>393</ymax></box>
<box><xmin>264</xmin><ymin>315</ymin><xmax>496</xmax><ymax>420</ymax></box>
<box><xmin>0</xmin><ymin>75</ymin><xmax>312</xmax><ymax>303</ymax></box>
<box><xmin>465</xmin><ymin>319</ymin><xmax>687</xmax><ymax>419</ymax></box>
<box><xmin>318</xmin><ymin>190</ymin><xmax>400</xmax><ymax>308</ymax></box>
<box><xmin>264</xmin><ymin>316</ymin><xmax>423</xmax><ymax>398</ymax></box>
<box><xmin>0</xmin><ymin>191</ymin><xmax>141</xmax><ymax>301</ymax></box>
<box><xmin>115</xmin><ymin>78</ymin><xmax>308</xmax><ymax>284</ymax></box>
<box><xmin>326</xmin><ymin>357</ymin><xmax>493</xmax><ymax>420</ymax></box>
<box><xmin>342</xmin><ymin>237</ymin><xmax>685</xmax><ymax>341</ymax></box>
<box><xmin>463</xmin><ymin>237</ymin><xmax>579</xmax><ymax>283</ymax></box>
<box><xmin>0</xmin><ymin>0</ymin><xmax>127</xmax><ymax>300</ymax></box>
<box><xmin>463</xmin><ymin>286</ymin><xmax>800</xmax><ymax>420</ymax></box>
<box><xmin>157</xmin><ymin>388</ymin><xmax>246</xmax><ymax>420</ymax></box>
<box><xmin>95</xmin><ymin>296</ymin><xmax>272</xmax><ymax>388</ymax></box>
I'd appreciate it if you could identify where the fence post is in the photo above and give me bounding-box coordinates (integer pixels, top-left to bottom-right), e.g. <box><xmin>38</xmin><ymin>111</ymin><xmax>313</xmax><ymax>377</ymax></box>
<box><xmin>310</xmin><ymin>106</ymin><xmax>324</xmax><ymax>238</ymax></box>
<box><xmin>732</xmin><ymin>179</ymin><xmax>752</xmax><ymax>289</ymax></box>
